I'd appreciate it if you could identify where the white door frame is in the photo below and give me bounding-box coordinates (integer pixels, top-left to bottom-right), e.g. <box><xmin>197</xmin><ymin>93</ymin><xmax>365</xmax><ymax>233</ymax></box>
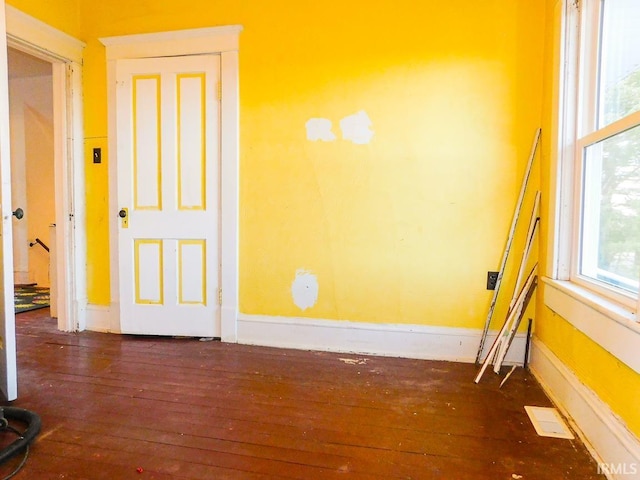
<box><xmin>5</xmin><ymin>6</ymin><xmax>86</xmax><ymax>332</ymax></box>
<box><xmin>101</xmin><ymin>26</ymin><xmax>242</xmax><ymax>341</ymax></box>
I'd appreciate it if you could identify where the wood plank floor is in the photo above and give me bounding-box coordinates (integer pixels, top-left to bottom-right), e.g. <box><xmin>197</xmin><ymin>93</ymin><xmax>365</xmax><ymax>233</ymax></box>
<box><xmin>0</xmin><ymin>309</ymin><xmax>602</xmax><ymax>479</ymax></box>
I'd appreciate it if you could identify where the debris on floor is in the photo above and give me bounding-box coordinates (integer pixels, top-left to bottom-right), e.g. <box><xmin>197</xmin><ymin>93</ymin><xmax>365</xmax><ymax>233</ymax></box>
<box><xmin>338</xmin><ymin>358</ymin><xmax>368</xmax><ymax>365</ymax></box>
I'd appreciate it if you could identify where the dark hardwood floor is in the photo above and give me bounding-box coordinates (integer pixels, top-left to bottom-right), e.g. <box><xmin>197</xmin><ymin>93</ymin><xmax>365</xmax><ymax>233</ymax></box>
<box><xmin>0</xmin><ymin>309</ymin><xmax>602</xmax><ymax>479</ymax></box>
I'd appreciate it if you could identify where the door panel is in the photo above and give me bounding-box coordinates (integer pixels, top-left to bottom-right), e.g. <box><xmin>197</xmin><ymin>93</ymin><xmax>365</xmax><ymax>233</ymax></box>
<box><xmin>0</xmin><ymin>2</ymin><xmax>18</xmax><ymax>400</ymax></box>
<box><xmin>116</xmin><ymin>55</ymin><xmax>220</xmax><ymax>337</ymax></box>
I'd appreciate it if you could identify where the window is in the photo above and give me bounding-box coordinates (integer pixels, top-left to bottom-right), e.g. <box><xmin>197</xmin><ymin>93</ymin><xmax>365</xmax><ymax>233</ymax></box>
<box><xmin>568</xmin><ymin>0</ymin><xmax>640</xmax><ymax>312</ymax></box>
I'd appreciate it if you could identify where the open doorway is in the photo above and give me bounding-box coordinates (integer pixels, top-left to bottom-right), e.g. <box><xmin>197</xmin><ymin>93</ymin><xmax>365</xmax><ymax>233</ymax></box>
<box><xmin>0</xmin><ymin>3</ymin><xmax>85</xmax><ymax>400</ymax></box>
<box><xmin>7</xmin><ymin>48</ymin><xmax>55</xmax><ymax>317</ymax></box>
<box><xmin>4</xmin><ymin>2</ymin><xmax>87</xmax><ymax>335</ymax></box>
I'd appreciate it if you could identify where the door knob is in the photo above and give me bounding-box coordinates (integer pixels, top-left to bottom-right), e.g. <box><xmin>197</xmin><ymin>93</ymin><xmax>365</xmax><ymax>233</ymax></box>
<box><xmin>12</xmin><ymin>208</ymin><xmax>24</xmax><ymax>220</ymax></box>
<box><xmin>119</xmin><ymin>208</ymin><xmax>129</xmax><ymax>228</ymax></box>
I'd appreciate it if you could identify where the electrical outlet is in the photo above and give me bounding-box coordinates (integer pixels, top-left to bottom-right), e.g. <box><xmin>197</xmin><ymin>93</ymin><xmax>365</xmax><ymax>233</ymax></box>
<box><xmin>487</xmin><ymin>271</ymin><xmax>499</xmax><ymax>290</ymax></box>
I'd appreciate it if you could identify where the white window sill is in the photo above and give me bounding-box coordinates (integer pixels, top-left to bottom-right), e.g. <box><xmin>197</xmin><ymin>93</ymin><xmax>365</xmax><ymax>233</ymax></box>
<box><xmin>542</xmin><ymin>277</ymin><xmax>640</xmax><ymax>375</ymax></box>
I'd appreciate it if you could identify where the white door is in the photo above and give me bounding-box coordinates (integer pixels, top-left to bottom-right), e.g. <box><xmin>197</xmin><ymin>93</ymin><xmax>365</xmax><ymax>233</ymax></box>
<box><xmin>116</xmin><ymin>55</ymin><xmax>221</xmax><ymax>337</ymax></box>
<box><xmin>0</xmin><ymin>2</ymin><xmax>18</xmax><ymax>400</ymax></box>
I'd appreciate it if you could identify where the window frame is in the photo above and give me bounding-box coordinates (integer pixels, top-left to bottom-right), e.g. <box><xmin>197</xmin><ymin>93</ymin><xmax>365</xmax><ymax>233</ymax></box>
<box><xmin>561</xmin><ymin>0</ymin><xmax>640</xmax><ymax>316</ymax></box>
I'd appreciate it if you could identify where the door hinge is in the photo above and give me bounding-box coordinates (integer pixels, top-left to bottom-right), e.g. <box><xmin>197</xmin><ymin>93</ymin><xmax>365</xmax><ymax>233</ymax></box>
<box><xmin>216</xmin><ymin>81</ymin><xmax>222</xmax><ymax>101</ymax></box>
<box><xmin>218</xmin><ymin>288</ymin><xmax>223</xmax><ymax>305</ymax></box>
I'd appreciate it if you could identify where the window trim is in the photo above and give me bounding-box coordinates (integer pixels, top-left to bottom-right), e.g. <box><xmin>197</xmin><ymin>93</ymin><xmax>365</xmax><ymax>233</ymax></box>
<box><xmin>558</xmin><ymin>0</ymin><xmax>640</xmax><ymax>314</ymax></box>
<box><xmin>547</xmin><ymin>0</ymin><xmax>640</xmax><ymax>373</ymax></box>
<box><xmin>542</xmin><ymin>277</ymin><xmax>640</xmax><ymax>375</ymax></box>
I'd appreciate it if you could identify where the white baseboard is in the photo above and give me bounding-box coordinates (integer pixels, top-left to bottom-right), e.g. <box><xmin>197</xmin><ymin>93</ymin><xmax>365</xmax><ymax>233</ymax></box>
<box><xmin>530</xmin><ymin>338</ymin><xmax>640</xmax><ymax>479</ymax></box>
<box><xmin>237</xmin><ymin>313</ymin><xmax>528</xmax><ymax>364</ymax></box>
<box><xmin>221</xmin><ymin>305</ymin><xmax>238</xmax><ymax>342</ymax></box>
<box><xmin>85</xmin><ymin>304</ymin><xmax>113</xmax><ymax>333</ymax></box>
<box><xmin>84</xmin><ymin>309</ymin><xmax>527</xmax><ymax>364</ymax></box>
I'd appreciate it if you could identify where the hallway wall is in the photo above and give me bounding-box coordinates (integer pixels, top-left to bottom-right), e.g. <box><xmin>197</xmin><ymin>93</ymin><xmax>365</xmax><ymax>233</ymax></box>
<box><xmin>8</xmin><ymin>71</ymin><xmax>54</xmax><ymax>287</ymax></box>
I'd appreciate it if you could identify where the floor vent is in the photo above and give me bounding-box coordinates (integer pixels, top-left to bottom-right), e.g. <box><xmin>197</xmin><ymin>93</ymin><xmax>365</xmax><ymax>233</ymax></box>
<box><xmin>525</xmin><ymin>406</ymin><xmax>575</xmax><ymax>439</ymax></box>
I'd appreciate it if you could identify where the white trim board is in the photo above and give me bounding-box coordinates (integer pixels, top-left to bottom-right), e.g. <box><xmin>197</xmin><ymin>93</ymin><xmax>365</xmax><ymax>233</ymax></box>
<box><xmin>5</xmin><ymin>5</ymin><xmax>85</xmax><ymax>63</ymax></box>
<box><xmin>85</xmin><ymin>305</ymin><xmax>112</xmax><ymax>333</ymax></box>
<box><xmin>100</xmin><ymin>26</ymin><xmax>241</xmax><ymax>60</ymax></box>
<box><xmin>543</xmin><ymin>278</ymin><xmax>640</xmax><ymax>375</ymax></box>
<box><xmin>237</xmin><ymin>314</ymin><xmax>528</xmax><ymax>364</ymax></box>
<box><xmin>530</xmin><ymin>338</ymin><xmax>640</xmax><ymax>479</ymax></box>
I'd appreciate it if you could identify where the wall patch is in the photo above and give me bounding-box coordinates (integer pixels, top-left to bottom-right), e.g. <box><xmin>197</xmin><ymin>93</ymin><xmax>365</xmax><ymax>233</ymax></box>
<box><xmin>291</xmin><ymin>269</ymin><xmax>319</xmax><ymax>310</ymax></box>
<box><xmin>340</xmin><ymin>110</ymin><xmax>374</xmax><ymax>144</ymax></box>
<box><xmin>305</xmin><ymin>118</ymin><xmax>336</xmax><ymax>142</ymax></box>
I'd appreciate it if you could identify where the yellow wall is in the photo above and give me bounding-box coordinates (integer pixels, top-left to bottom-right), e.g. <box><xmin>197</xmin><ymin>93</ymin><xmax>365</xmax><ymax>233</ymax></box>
<box><xmin>3</xmin><ymin>0</ymin><xmax>546</xmax><ymax>327</ymax></box>
<box><xmin>23</xmin><ymin>79</ymin><xmax>55</xmax><ymax>287</ymax></box>
<box><xmin>537</xmin><ymin>0</ymin><xmax>640</xmax><ymax>438</ymax></box>
<box><xmin>75</xmin><ymin>0</ymin><xmax>545</xmax><ymax>328</ymax></box>
<box><xmin>5</xmin><ymin>0</ymin><xmax>81</xmax><ymax>38</ymax></box>
<box><xmin>536</xmin><ymin>300</ymin><xmax>640</xmax><ymax>437</ymax></box>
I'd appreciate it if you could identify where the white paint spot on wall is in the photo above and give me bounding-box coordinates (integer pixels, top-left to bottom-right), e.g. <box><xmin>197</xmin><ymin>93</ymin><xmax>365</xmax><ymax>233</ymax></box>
<box><xmin>305</xmin><ymin>118</ymin><xmax>336</xmax><ymax>142</ymax></box>
<box><xmin>291</xmin><ymin>269</ymin><xmax>319</xmax><ymax>310</ymax></box>
<box><xmin>340</xmin><ymin>110</ymin><xmax>374</xmax><ymax>144</ymax></box>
